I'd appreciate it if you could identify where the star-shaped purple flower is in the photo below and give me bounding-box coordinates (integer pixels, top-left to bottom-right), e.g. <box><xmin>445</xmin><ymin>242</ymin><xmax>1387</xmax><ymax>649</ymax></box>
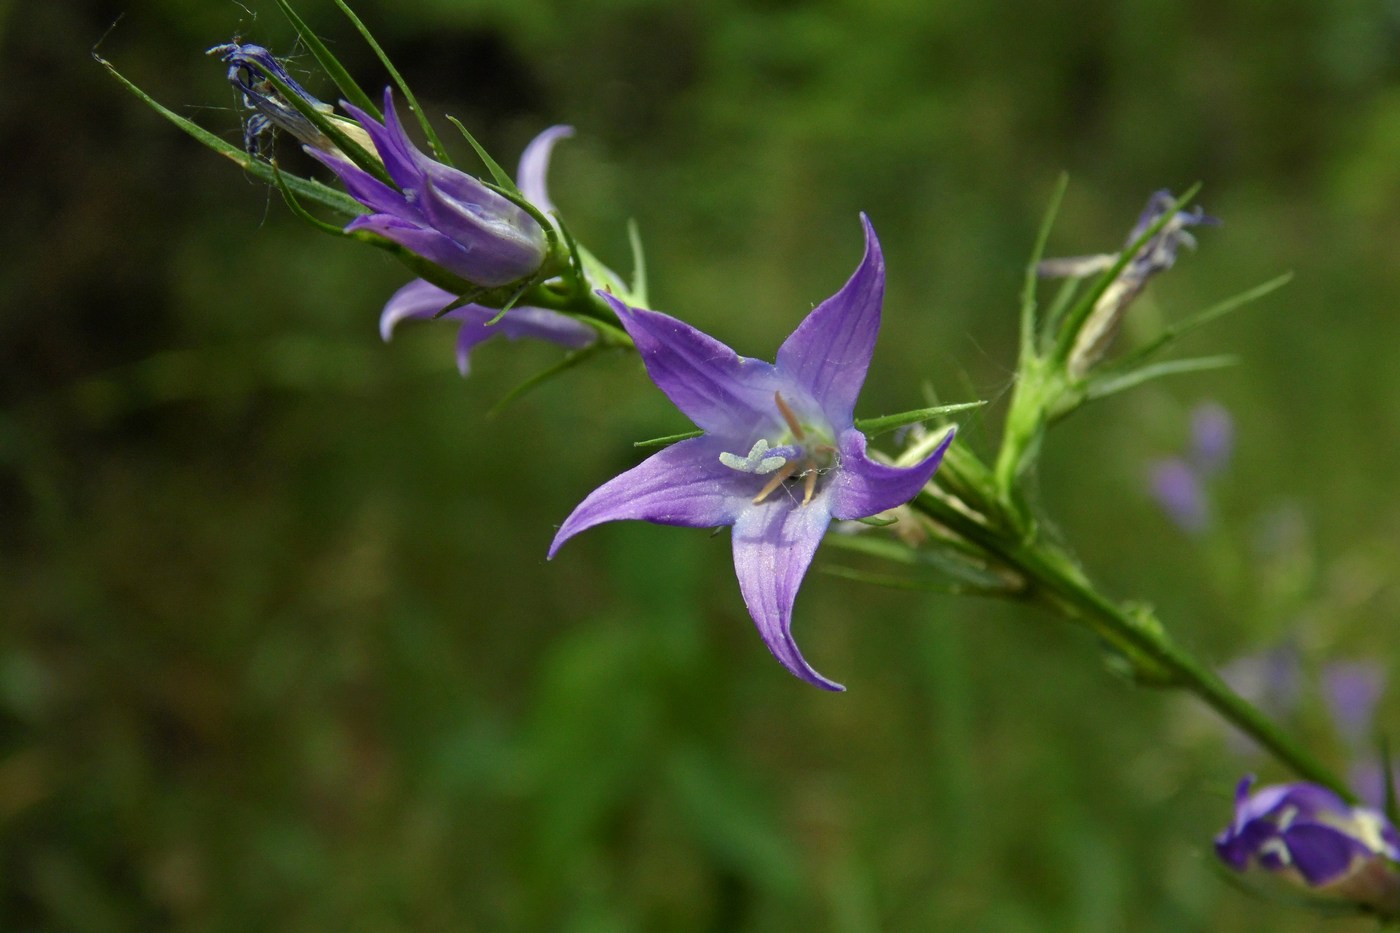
<box><xmin>548</xmin><ymin>216</ymin><xmax>953</xmax><ymax>691</ymax></box>
<box><xmin>308</xmin><ymin>90</ymin><xmax>549</xmax><ymax>288</ymax></box>
<box><xmin>1216</xmin><ymin>775</ymin><xmax>1400</xmax><ymax>914</ymax></box>
<box><xmin>378</xmin><ymin>125</ymin><xmax>595</xmax><ymax>373</ymax></box>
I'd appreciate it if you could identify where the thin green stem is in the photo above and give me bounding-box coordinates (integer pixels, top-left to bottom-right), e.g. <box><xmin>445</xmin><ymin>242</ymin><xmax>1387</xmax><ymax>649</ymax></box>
<box><xmin>907</xmin><ymin>483</ymin><xmax>1353</xmax><ymax>801</ymax></box>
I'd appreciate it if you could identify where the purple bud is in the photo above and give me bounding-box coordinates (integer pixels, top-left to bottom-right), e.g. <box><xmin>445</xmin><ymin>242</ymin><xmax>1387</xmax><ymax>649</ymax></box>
<box><xmin>1217</xmin><ymin>776</ymin><xmax>1400</xmax><ymax>917</ymax></box>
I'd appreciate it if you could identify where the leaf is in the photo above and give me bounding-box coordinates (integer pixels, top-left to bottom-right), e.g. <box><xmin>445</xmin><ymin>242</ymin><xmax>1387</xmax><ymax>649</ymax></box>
<box><xmin>96</xmin><ymin>54</ymin><xmax>363</xmax><ymax>218</ymax></box>
<box><xmin>332</xmin><ymin>0</ymin><xmax>454</xmax><ymax>165</ymax></box>
<box><xmin>1020</xmin><ymin>172</ymin><xmax>1069</xmax><ymax>362</ymax></box>
<box><xmin>855</xmin><ymin>400</ymin><xmax>986</xmax><ymax>437</ymax></box>
<box><xmin>446</xmin><ymin>116</ymin><xmax>518</xmax><ymax>194</ymax></box>
<box><xmin>270</xmin><ymin>0</ymin><xmax>379</xmax><ymax>118</ymax></box>
<box><xmin>1081</xmin><ymin>355</ymin><xmax>1238</xmax><ymax>404</ymax></box>
<box><xmin>489</xmin><ymin>345</ymin><xmax>605</xmax><ymax>415</ymax></box>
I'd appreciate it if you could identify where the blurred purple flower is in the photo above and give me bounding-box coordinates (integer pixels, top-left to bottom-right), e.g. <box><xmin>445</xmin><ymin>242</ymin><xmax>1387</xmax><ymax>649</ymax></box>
<box><xmin>378</xmin><ymin>124</ymin><xmax>593</xmax><ymax>373</ymax></box>
<box><xmin>1216</xmin><ymin>776</ymin><xmax>1400</xmax><ymax>915</ymax></box>
<box><xmin>1325</xmin><ymin>661</ymin><xmax>1387</xmax><ymax>747</ymax></box>
<box><xmin>548</xmin><ymin>217</ymin><xmax>953</xmax><ymax>691</ymax></box>
<box><xmin>1189</xmin><ymin>402</ymin><xmax>1233</xmax><ymax>476</ymax></box>
<box><xmin>309</xmin><ymin>90</ymin><xmax>550</xmax><ymax>288</ymax></box>
<box><xmin>1148</xmin><ymin>458</ymin><xmax>1209</xmax><ymax>534</ymax></box>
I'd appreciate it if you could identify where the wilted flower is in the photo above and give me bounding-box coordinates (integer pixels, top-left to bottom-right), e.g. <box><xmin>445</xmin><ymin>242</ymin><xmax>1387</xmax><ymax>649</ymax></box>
<box><xmin>548</xmin><ymin>217</ymin><xmax>953</xmax><ymax>690</ymax></box>
<box><xmin>1040</xmin><ymin>190</ymin><xmax>1219</xmax><ymax>375</ymax></box>
<box><xmin>210</xmin><ymin>42</ymin><xmax>370</xmax><ymax>155</ymax></box>
<box><xmin>1216</xmin><ymin>776</ymin><xmax>1400</xmax><ymax>916</ymax></box>
<box><xmin>379</xmin><ymin>125</ymin><xmax>594</xmax><ymax>373</ymax></box>
<box><xmin>308</xmin><ymin>90</ymin><xmax>551</xmax><ymax>288</ymax></box>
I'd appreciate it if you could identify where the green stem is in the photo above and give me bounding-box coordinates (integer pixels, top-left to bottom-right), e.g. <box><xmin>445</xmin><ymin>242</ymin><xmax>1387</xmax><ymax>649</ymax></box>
<box><xmin>908</xmin><ymin>483</ymin><xmax>1354</xmax><ymax>801</ymax></box>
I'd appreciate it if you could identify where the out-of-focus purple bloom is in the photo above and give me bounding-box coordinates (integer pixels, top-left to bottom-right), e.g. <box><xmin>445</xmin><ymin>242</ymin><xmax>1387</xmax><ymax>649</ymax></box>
<box><xmin>308</xmin><ymin>90</ymin><xmax>550</xmax><ymax>289</ymax></box>
<box><xmin>548</xmin><ymin>217</ymin><xmax>953</xmax><ymax>691</ymax></box>
<box><xmin>1221</xmin><ymin>646</ymin><xmax>1304</xmax><ymax>720</ymax></box>
<box><xmin>1325</xmin><ymin>661</ymin><xmax>1387</xmax><ymax>747</ymax></box>
<box><xmin>1148</xmin><ymin>457</ymin><xmax>1209</xmax><ymax>534</ymax></box>
<box><xmin>1216</xmin><ymin>776</ymin><xmax>1400</xmax><ymax>915</ymax></box>
<box><xmin>1348</xmin><ymin>760</ymin><xmax>1399</xmax><ymax>812</ymax></box>
<box><xmin>1190</xmin><ymin>402</ymin><xmax>1234</xmax><ymax>476</ymax></box>
<box><xmin>1041</xmin><ymin>189</ymin><xmax>1219</xmax><ymax>375</ymax></box>
<box><xmin>378</xmin><ymin>123</ymin><xmax>592</xmax><ymax>373</ymax></box>
<box><xmin>379</xmin><ymin>279</ymin><xmax>594</xmax><ymax>375</ymax></box>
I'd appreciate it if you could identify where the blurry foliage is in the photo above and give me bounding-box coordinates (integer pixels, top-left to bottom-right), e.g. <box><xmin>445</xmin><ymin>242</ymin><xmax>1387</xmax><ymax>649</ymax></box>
<box><xmin>4</xmin><ymin>0</ymin><xmax>1400</xmax><ymax>928</ymax></box>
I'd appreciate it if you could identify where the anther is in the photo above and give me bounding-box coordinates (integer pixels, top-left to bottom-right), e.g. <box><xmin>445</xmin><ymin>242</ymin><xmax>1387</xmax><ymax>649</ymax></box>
<box><xmin>752</xmin><ymin>460</ymin><xmax>799</xmax><ymax>504</ymax></box>
<box><xmin>802</xmin><ymin>469</ymin><xmax>817</xmax><ymax>505</ymax></box>
<box><xmin>774</xmin><ymin>392</ymin><xmax>806</xmax><ymax>441</ymax></box>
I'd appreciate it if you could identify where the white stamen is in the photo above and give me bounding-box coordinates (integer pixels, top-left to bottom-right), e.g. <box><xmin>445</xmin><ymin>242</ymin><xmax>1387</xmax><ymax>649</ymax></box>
<box><xmin>719</xmin><ymin>439</ymin><xmax>788</xmax><ymax>475</ymax></box>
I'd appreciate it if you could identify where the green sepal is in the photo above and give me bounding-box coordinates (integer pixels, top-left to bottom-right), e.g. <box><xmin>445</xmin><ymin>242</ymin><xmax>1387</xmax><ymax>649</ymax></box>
<box><xmin>483</xmin><ymin>281</ymin><xmax>534</xmax><ymax>326</ymax></box>
<box><xmin>446</xmin><ymin>116</ymin><xmax>519</xmax><ymax>195</ymax></box>
<box><xmin>1020</xmin><ymin>172</ymin><xmax>1069</xmax><ymax>363</ymax></box>
<box><xmin>270</xmin><ymin>0</ymin><xmax>380</xmax><ymax>119</ymax></box>
<box><xmin>634</xmin><ymin>429</ymin><xmax>703</xmax><ymax>449</ymax></box>
<box><xmin>430</xmin><ymin>289</ymin><xmax>487</xmax><ymax>320</ymax></box>
<box><xmin>271</xmin><ymin>162</ymin><xmax>353</xmax><ymax>236</ymax></box>
<box><xmin>856</xmin><ymin>401</ymin><xmax>985</xmax><ymax>437</ymax></box>
<box><xmin>333</xmin><ymin>0</ymin><xmax>453</xmax><ymax>165</ymax></box>
<box><xmin>1051</xmin><ymin>184</ymin><xmax>1204</xmax><ymax>364</ymax></box>
<box><xmin>489</xmin><ymin>344</ymin><xmax>608</xmax><ymax>416</ymax></box>
<box><xmin>627</xmin><ymin>219</ymin><xmax>649</xmax><ymax>306</ymax></box>
<box><xmin>95</xmin><ymin>54</ymin><xmax>363</xmax><ymax>218</ymax></box>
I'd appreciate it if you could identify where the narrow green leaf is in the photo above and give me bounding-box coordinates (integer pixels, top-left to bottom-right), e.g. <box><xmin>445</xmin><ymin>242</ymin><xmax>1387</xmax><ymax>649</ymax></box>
<box><xmin>271</xmin><ymin>163</ymin><xmax>352</xmax><ymax>236</ymax></box>
<box><xmin>633</xmin><ymin>429</ymin><xmax>703</xmax><ymax>449</ymax></box>
<box><xmin>1082</xmin><ymin>355</ymin><xmax>1238</xmax><ymax>403</ymax></box>
<box><xmin>1110</xmin><ymin>272</ymin><xmax>1293</xmax><ymax>373</ymax></box>
<box><xmin>627</xmin><ymin>218</ymin><xmax>649</xmax><ymax>305</ymax></box>
<box><xmin>1021</xmin><ymin>172</ymin><xmax>1069</xmax><ymax>362</ymax></box>
<box><xmin>855</xmin><ymin>400</ymin><xmax>985</xmax><ymax>437</ymax></box>
<box><xmin>822</xmin><ymin>532</ymin><xmax>1013</xmax><ymax>590</ymax></box>
<box><xmin>820</xmin><ymin>565</ymin><xmax>993</xmax><ymax>596</ymax></box>
<box><xmin>96</xmin><ymin>54</ymin><xmax>363</xmax><ymax>218</ymax></box>
<box><xmin>446</xmin><ymin>116</ymin><xmax>518</xmax><ymax>194</ymax></box>
<box><xmin>332</xmin><ymin>0</ymin><xmax>453</xmax><ymax>165</ymax></box>
<box><xmin>855</xmin><ymin>514</ymin><xmax>899</xmax><ymax>527</ymax></box>
<box><xmin>430</xmin><ymin>288</ymin><xmax>486</xmax><ymax>320</ymax></box>
<box><xmin>484</xmin><ymin>281</ymin><xmax>533</xmax><ymax>325</ymax></box>
<box><xmin>270</xmin><ymin>0</ymin><xmax>380</xmax><ymax>119</ymax></box>
<box><xmin>489</xmin><ymin>345</ymin><xmax>604</xmax><ymax>415</ymax></box>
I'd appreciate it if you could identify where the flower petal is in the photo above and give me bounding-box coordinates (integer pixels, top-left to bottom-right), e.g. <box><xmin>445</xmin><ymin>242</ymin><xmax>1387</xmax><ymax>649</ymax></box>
<box><xmin>517</xmin><ymin>125</ymin><xmax>574</xmax><ymax>215</ymax></box>
<box><xmin>731</xmin><ymin>497</ymin><xmax>843</xmax><ymax>691</ymax></box>
<box><xmin>1284</xmin><ymin>823</ymin><xmax>1367</xmax><ymax>886</ymax></box>
<box><xmin>775</xmin><ymin>214</ymin><xmax>884</xmax><ymax>429</ymax></box>
<box><xmin>827</xmin><ymin>427</ymin><xmax>952</xmax><ymax>521</ymax></box>
<box><xmin>599</xmin><ymin>293</ymin><xmax>782</xmax><ymax>437</ymax></box>
<box><xmin>380</xmin><ymin>279</ymin><xmax>455</xmax><ymax>341</ymax></box>
<box><xmin>548</xmin><ymin>436</ymin><xmax>748</xmax><ymax>558</ymax></box>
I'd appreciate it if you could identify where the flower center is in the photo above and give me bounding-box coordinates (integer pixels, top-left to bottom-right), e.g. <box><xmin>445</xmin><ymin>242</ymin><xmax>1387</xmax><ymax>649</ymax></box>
<box><xmin>718</xmin><ymin>392</ymin><xmax>838</xmax><ymax>506</ymax></box>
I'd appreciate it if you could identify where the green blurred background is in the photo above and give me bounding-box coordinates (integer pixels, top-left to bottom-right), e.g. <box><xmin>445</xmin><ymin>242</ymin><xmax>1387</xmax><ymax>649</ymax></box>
<box><xmin>6</xmin><ymin>0</ymin><xmax>1400</xmax><ymax>928</ymax></box>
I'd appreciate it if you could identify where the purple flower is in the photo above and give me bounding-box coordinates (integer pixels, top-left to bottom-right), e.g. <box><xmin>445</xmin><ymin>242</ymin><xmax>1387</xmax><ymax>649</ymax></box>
<box><xmin>308</xmin><ymin>90</ymin><xmax>550</xmax><ymax>288</ymax></box>
<box><xmin>1148</xmin><ymin>457</ymin><xmax>1209</xmax><ymax>535</ymax></box>
<box><xmin>547</xmin><ymin>217</ymin><xmax>952</xmax><ymax>691</ymax></box>
<box><xmin>379</xmin><ymin>124</ymin><xmax>594</xmax><ymax>372</ymax></box>
<box><xmin>1216</xmin><ymin>776</ymin><xmax>1400</xmax><ymax>915</ymax></box>
<box><xmin>379</xmin><ymin>279</ymin><xmax>594</xmax><ymax>375</ymax></box>
<box><xmin>1325</xmin><ymin>661</ymin><xmax>1386</xmax><ymax>747</ymax></box>
<box><xmin>1189</xmin><ymin>401</ymin><xmax>1234</xmax><ymax>476</ymax></box>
